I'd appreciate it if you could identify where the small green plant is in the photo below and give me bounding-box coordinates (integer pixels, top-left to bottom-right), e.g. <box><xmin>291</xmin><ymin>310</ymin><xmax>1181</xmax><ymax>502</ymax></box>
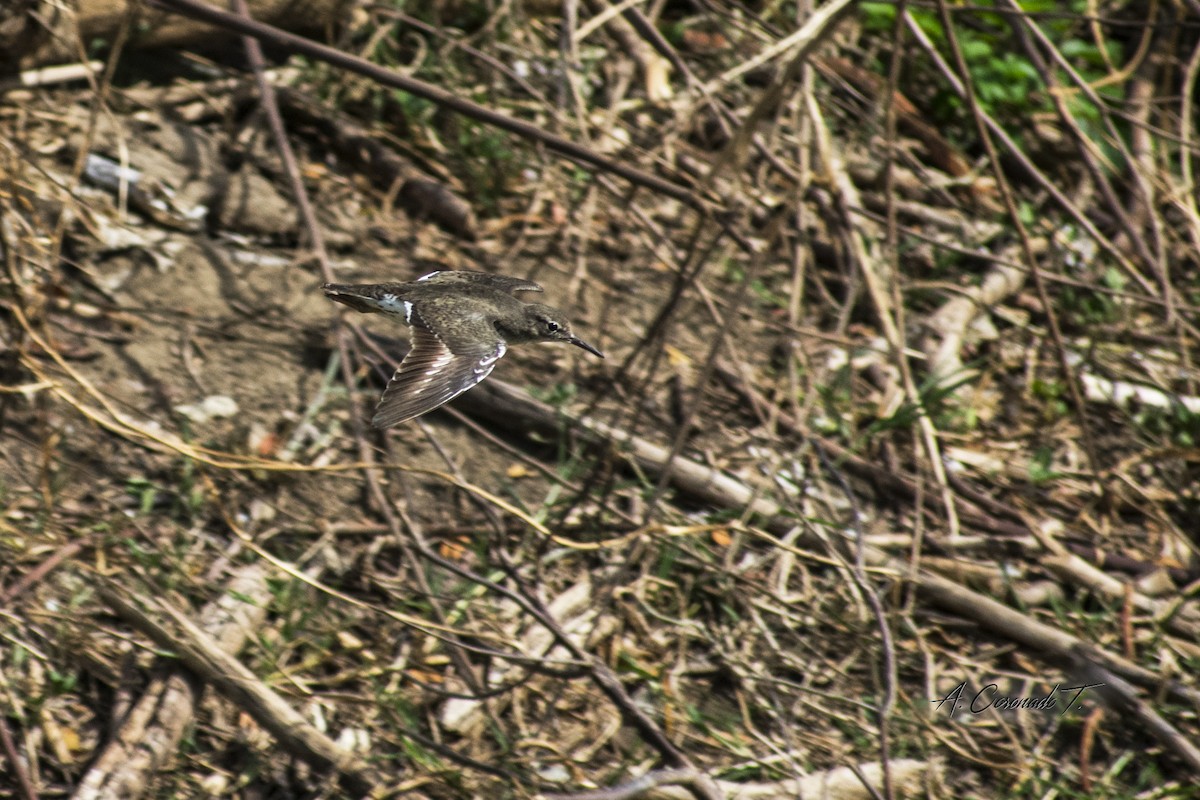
<box><xmin>865</xmin><ymin>368</ymin><xmax>978</xmax><ymax>436</ymax></box>
<box><xmin>123</xmin><ymin>461</ymin><xmax>206</xmax><ymax>521</ymax></box>
<box><xmin>454</xmin><ymin>120</ymin><xmax>522</xmax><ymax>212</ymax></box>
<box><xmin>654</xmin><ymin>541</ymin><xmax>681</xmax><ymax>581</ymax></box>
<box><xmin>125</xmin><ymin>476</ymin><xmax>159</xmax><ymax>515</ymax></box>
<box><xmin>860</xmin><ymin>0</ymin><xmax>1124</xmax><ymax>135</ymax></box>
<box><xmin>530</xmin><ymin>381</ymin><xmax>578</xmax><ymax>408</ymax></box>
<box><xmin>1027</xmin><ymin>445</ymin><xmax>1063</xmax><ymax>483</ymax></box>
<box><xmin>1134</xmin><ymin>401</ymin><xmax>1200</xmax><ymax>448</ymax></box>
<box><xmin>392</xmin><ymin>92</ymin><xmax>437</xmax><ymax>136</ymax></box>
<box><xmin>814</xmin><ymin>365</ymin><xmax>855</xmax><ymax>439</ymax></box>
<box><xmin>1031</xmin><ymin>377</ymin><xmax>1070</xmax><ymax>419</ymax></box>
<box><xmin>1060</xmin><ymin>265</ymin><xmax>1127</xmax><ymax>326</ymax></box>
<box><xmin>748</xmin><ymin>277</ymin><xmax>789</xmax><ymax>310</ymax></box>
<box><xmin>47</xmin><ymin>668</ymin><xmax>79</xmax><ymax>695</ymax></box>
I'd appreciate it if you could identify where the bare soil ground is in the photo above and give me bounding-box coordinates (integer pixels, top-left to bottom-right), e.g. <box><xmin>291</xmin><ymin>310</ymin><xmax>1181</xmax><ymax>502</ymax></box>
<box><xmin>2</xmin><ymin>2</ymin><xmax>1200</xmax><ymax>798</ymax></box>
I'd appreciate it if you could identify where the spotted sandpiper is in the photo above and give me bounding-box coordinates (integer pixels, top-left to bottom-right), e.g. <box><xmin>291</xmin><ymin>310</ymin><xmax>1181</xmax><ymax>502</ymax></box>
<box><xmin>323</xmin><ymin>270</ymin><xmax>604</xmax><ymax>428</ymax></box>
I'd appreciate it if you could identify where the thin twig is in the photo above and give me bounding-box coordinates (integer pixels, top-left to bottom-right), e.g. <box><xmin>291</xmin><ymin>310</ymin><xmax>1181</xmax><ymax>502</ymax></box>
<box><xmin>0</xmin><ymin>708</ymin><xmax>38</xmax><ymax>800</ymax></box>
<box><xmin>149</xmin><ymin>0</ymin><xmax>706</xmax><ymax>209</ymax></box>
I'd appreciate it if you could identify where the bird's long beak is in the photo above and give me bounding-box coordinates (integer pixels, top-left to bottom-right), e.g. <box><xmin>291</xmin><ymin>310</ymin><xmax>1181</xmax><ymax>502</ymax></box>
<box><xmin>322</xmin><ymin>284</ymin><xmax>382</xmax><ymax>314</ymax></box>
<box><xmin>569</xmin><ymin>336</ymin><xmax>605</xmax><ymax>358</ymax></box>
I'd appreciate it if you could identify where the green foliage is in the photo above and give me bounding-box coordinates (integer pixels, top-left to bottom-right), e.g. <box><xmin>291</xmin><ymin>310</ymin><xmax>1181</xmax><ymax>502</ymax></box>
<box><xmin>861</xmin><ymin>0</ymin><xmax>1124</xmax><ymax>132</ymax></box>
<box><xmin>397</xmin><ymin>0</ymin><xmax>493</xmax><ymax>33</ymax></box>
<box><xmin>1060</xmin><ymin>265</ymin><xmax>1127</xmax><ymax>326</ymax></box>
<box><xmin>391</xmin><ymin>92</ymin><xmax>437</xmax><ymax>133</ymax></box>
<box><xmin>869</xmin><ymin>368</ymin><xmax>980</xmax><ymax>436</ymax></box>
<box><xmin>529</xmin><ymin>381</ymin><xmax>578</xmax><ymax>408</ymax></box>
<box><xmin>616</xmin><ymin>649</ymin><xmax>660</xmax><ymax>681</ymax></box>
<box><xmin>660</xmin><ymin>20</ymin><xmax>688</xmax><ymax>48</ymax></box>
<box><xmin>1133</xmin><ymin>401</ymin><xmax>1200</xmax><ymax>448</ymax></box>
<box><xmin>122</xmin><ymin>460</ymin><xmax>206</xmax><ymax>520</ymax></box>
<box><xmin>749</xmin><ymin>276</ymin><xmax>789</xmax><ymax>310</ymax></box>
<box><xmin>1031</xmin><ymin>378</ymin><xmax>1069</xmax><ymax>419</ymax></box>
<box><xmin>655</xmin><ymin>540</ymin><xmax>681</xmax><ymax>580</ymax></box>
<box><xmin>124</xmin><ymin>476</ymin><xmax>160</xmax><ymax>516</ymax></box>
<box><xmin>46</xmin><ymin>667</ymin><xmax>78</xmax><ymax>695</ymax></box>
<box><xmin>1027</xmin><ymin>445</ymin><xmax>1063</xmax><ymax>483</ymax></box>
<box><xmin>454</xmin><ymin>119</ymin><xmax>525</xmax><ymax>212</ymax></box>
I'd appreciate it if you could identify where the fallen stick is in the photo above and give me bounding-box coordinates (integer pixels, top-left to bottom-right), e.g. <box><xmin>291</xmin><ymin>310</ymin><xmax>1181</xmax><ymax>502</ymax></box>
<box><xmin>452</xmin><ymin>377</ymin><xmax>1200</xmax><ymax>714</ymax></box>
<box><xmin>93</xmin><ymin>566</ymin><xmax>383</xmax><ymax>797</ymax></box>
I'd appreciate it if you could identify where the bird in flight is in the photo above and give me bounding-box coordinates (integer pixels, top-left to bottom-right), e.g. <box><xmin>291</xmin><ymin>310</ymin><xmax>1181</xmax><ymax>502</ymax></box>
<box><xmin>323</xmin><ymin>270</ymin><xmax>603</xmax><ymax>428</ymax></box>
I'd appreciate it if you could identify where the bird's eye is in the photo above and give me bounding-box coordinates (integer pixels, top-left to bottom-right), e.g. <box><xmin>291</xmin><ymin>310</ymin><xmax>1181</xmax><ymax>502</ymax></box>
<box><xmin>546</xmin><ymin>320</ymin><xmax>561</xmax><ymax>333</ymax></box>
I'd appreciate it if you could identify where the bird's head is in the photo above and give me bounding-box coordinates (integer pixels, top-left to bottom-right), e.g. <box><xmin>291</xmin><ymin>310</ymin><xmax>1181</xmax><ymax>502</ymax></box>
<box><xmin>520</xmin><ymin>304</ymin><xmax>604</xmax><ymax>358</ymax></box>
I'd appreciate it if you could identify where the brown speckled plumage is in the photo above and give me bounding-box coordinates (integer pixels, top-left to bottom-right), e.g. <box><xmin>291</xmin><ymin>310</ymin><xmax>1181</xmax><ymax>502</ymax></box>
<box><xmin>323</xmin><ymin>270</ymin><xmax>603</xmax><ymax>428</ymax></box>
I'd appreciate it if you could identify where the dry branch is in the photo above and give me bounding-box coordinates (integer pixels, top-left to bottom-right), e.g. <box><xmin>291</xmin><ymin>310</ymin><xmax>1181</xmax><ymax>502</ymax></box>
<box><xmin>148</xmin><ymin>0</ymin><xmax>704</xmax><ymax>209</ymax></box>
<box><xmin>922</xmin><ymin>246</ymin><xmax>1026</xmax><ymax>387</ymax></box>
<box><xmin>539</xmin><ymin>758</ymin><xmax>934</xmax><ymax>800</ymax></box>
<box><xmin>2</xmin><ymin>0</ymin><xmax>354</xmax><ymax>70</ymax></box>
<box><xmin>96</xmin><ymin>577</ymin><xmax>385</xmax><ymax>796</ymax></box>
<box><xmin>75</xmin><ymin>564</ymin><xmax>276</xmax><ymax>798</ymax></box>
<box><xmin>809</xmin><ymin>90</ymin><xmax>961</xmax><ymax>539</ymax></box>
<box><xmin>453</xmin><ymin>378</ymin><xmax>1200</xmax><ymax>718</ymax></box>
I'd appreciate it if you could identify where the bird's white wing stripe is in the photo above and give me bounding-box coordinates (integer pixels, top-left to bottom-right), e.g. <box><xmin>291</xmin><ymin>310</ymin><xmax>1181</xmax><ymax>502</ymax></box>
<box><xmin>416</xmin><ymin>271</ymin><xmax>442</xmax><ymax>282</ymax></box>
<box><xmin>477</xmin><ymin>342</ymin><xmax>506</xmax><ymax>372</ymax></box>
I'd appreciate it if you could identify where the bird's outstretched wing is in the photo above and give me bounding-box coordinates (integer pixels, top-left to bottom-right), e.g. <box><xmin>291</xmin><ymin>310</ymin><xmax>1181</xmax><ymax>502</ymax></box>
<box><xmin>371</xmin><ymin>309</ymin><xmax>505</xmax><ymax>429</ymax></box>
<box><xmin>414</xmin><ymin>270</ymin><xmax>544</xmax><ymax>296</ymax></box>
